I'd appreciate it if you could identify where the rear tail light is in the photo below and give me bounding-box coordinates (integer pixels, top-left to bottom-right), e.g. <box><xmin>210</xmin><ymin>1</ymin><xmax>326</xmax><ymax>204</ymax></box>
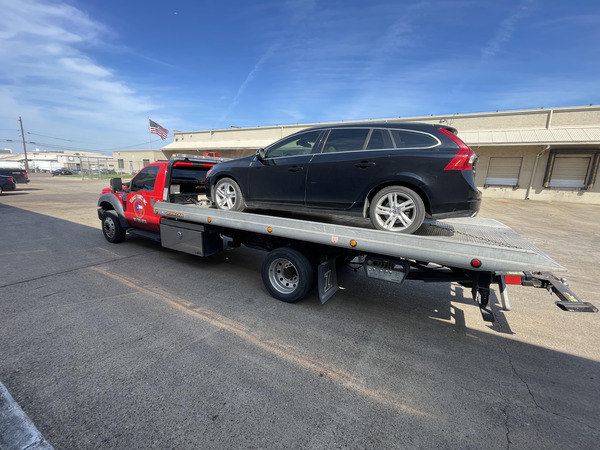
<box><xmin>440</xmin><ymin>128</ymin><xmax>476</xmax><ymax>171</ymax></box>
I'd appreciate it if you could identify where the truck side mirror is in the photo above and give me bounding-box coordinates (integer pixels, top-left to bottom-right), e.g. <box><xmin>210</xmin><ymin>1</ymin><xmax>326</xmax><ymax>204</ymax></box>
<box><xmin>110</xmin><ymin>177</ymin><xmax>123</xmax><ymax>193</ymax></box>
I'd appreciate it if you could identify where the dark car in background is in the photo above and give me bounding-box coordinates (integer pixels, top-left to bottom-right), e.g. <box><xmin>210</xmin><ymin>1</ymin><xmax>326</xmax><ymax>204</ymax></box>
<box><xmin>205</xmin><ymin>122</ymin><xmax>481</xmax><ymax>234</ymax></box>
<box><xmin>0</xmin><ymin>168</ymin><xmax>29</xmax><ymax>184</ymax></box>
<box><xmin>0</xmin><ymin>175</ymin><xmax>17</xmax><ymax>195</ymax></box>
<box><xmin>52</xmin><ymin>168</ymin><xmax>73</xmax><ymax>176</ymax></box>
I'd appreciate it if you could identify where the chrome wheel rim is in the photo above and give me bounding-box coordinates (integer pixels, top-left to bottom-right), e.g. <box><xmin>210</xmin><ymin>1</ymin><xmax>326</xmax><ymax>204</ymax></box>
<box><xmin>268</xmin><ymin>258</ymin><xmax>299</xmax><ymax>295</ymax></box>
<box><xmin>103</xmin><ymin>217</ymin><xmax>116</xmax><ymax>239</ymax></box>
<box><xmin>374</xmin><ymin>192</ymin><xmax>415</xmax><ymax>231</ymax></box>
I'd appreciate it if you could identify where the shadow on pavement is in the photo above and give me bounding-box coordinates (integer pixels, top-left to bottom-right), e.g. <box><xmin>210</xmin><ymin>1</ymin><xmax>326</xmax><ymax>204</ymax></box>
<box><xmin>1</xmin><ymin>204</ymin><xmax>599</xmax><ymax>449</ymax></box>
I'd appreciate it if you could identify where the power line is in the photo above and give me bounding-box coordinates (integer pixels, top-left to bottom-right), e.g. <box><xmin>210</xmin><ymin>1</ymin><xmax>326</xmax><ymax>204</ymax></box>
<box><xmin>26</xmin><ymin>132</ymin><xmax>73</xmax><ymax>142</ymax></box>
<box><xmin>0</xmin><ymin>137</ymin><xmax>168</xmax><ymax>152</ymax></box>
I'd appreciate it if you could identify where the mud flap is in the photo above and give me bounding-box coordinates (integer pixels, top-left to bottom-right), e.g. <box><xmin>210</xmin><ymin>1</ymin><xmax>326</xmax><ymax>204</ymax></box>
<box><xmin>318</xmin><ymin>258</ymin><xmax>339</xmax><ymax>304</ymax></box>
<box><xmin>471</xmin><ymin>272</ymin><xmax>495</xmax><ymax>322</ymax></box>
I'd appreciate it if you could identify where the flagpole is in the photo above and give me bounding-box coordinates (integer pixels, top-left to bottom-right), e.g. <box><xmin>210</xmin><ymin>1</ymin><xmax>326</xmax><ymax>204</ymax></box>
<box><xmin>148</xmin><ymin>117</ymin><xmax>152</xmax><ymax>150</ymax></box>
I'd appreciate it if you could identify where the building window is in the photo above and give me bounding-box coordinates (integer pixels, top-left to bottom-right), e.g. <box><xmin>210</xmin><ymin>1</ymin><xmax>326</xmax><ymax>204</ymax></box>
<box><xmin>118</xmin><ymin>159</ymin><xmax>124</xmax><ymax>169</ymax></box>
<box><xmin>543</xmin><ymin>151</ymin><xmax>599</xmax><ymax>189</ymax></box>
<box><xmin>485</xmin><ymin>157</ymin><xmax>522</xmax><ymax>188</ymax></box>
<box><xmin>142</xmin><ymin>159</ymin><xmax>150</xmax><ymax>166</ymax></box>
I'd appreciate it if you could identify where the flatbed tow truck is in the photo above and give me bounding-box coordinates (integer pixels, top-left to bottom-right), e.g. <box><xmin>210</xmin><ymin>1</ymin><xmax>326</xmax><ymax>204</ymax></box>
<box><xmin>98</xmin><ymin>155</ymin><xmax>597</xmax><ymax>322</ymax></box>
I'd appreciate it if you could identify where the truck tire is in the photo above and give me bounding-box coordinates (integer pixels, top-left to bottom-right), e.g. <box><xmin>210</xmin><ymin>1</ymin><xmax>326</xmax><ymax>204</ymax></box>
<box><xmin>369</xmin><ymin>186</ymin><xmax>425</xmax><ymax>234</ymax></box>
<box><xmin>102</xmin><ymin>210</ymin><xmax>126</xmax><ymax>243</ymax></box>
<box><xmin>261</xmin><ymin>247</ymin><xmax>314</xmax><ymax>303</ymax></box>
<box><xmin>214</xmin><ymin>177</ymin><xmax>245</xmax><ymax>211</ymax></box>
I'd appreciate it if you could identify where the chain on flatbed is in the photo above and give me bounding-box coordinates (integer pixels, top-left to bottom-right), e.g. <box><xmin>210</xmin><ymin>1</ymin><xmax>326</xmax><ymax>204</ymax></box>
<box><xmin>416</xmin><ymin>218</ymin><xmax>543</xmax><ymax>251</ymax></box>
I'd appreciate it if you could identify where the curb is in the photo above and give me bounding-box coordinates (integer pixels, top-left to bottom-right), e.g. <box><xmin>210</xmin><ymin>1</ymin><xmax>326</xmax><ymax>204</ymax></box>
<box><xmin>0</xmin><ymin>382</ymin><xmax>53</xmax><ymax>450</ymax></box>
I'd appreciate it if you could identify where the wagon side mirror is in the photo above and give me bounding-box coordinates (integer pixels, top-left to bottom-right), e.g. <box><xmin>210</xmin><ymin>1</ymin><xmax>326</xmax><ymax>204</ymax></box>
<box><xmin>110</xmin><ymin>177</ymin><xmax>123</xmax><ymax>193</ymax></box>
<box><xmin>255</xmin><ymin>148</ymin><xmax>266</xmax><ymax>163</ymax></box>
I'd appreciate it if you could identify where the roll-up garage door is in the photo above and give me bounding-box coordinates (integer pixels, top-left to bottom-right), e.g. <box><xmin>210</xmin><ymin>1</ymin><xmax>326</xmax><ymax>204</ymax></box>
<box><xmin>485</xmin><ymin>157</ymin><xmax>522</xmax><ymax>186</ymax></box>
<box><xmin>548</xmin><ymin>156</ymin><xmax>591</xmax><ymax>188</ymax></box>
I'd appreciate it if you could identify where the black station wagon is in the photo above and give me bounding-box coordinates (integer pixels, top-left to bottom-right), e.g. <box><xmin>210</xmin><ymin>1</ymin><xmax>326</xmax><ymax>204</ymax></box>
<box><xmin>205</xmin><ymin>122</ymin><xmax>481</xmax><ymax>234</ymax></box>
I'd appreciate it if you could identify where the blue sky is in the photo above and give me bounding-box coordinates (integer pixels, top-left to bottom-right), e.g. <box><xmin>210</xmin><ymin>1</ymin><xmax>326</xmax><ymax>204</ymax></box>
<box><xmin>1</xmin><ymin>0</ymin><xmax>599</xmax><ymax>155</ymax></box>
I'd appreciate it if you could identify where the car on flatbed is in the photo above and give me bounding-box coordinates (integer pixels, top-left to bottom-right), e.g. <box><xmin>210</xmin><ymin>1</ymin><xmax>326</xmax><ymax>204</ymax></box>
<box><xmin>205</xmin><ymin>122</ymin><xmax>481</xmax><ymax>234</ymax></box>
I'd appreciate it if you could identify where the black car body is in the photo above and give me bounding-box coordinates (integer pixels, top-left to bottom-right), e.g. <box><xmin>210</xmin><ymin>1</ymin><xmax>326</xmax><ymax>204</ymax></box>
<box><xmin>0</xmin><ymin>168</ymin><xmax>29</xmax><ymax>184</ymax></box>
<box><xmin>0</xmin><ymin>175</ymin><xmax>17</xmax><ymax>194</ymax></box>
<box><xmin>205</xmin><ymin>122</ymin><xmax>481</xmax><ymax>233</ymax></box>
<box><xmin>52</xmin><ymin>168</ymin><xmax>73</xmax><ymax>176</ymax></box>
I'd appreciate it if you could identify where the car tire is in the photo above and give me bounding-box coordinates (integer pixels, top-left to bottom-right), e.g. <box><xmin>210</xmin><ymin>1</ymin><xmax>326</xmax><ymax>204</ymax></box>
<box><xmin>369</xmin><ymin>186</ymin><xmax>425</xmax><ymax>234</ymax></box>
<box><xmin>214</xmin><ymin>177</ymin><xmax>245</xmax><ymax>211</ymax></box>
<box><xmin>261</xmin><ymin>247</ymin><xmax>314</xmax><ymax>303</ymax></box>
<box><xmin>102</xmin><ymin>210</ymin><xmax>126</xmax><ymax>243</ymax></box>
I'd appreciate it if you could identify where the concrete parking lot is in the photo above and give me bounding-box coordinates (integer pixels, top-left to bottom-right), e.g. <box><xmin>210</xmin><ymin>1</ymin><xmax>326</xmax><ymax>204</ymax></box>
<box><xmin>1</xmin><ymin>174</ymin><xmax>599</xmax><ymax>449</ymax></box>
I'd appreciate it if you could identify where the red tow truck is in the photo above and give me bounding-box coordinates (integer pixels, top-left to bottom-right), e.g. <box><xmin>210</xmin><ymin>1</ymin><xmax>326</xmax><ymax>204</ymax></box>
<box><xmin>97</xmin><ymin>154</ymin><xmax>596</xmax><ymax>322</ymax></box>
<box><xmin>98</xmin><ymin>155</ymin><xmax>220</xmax><ymax>241</ymax></box>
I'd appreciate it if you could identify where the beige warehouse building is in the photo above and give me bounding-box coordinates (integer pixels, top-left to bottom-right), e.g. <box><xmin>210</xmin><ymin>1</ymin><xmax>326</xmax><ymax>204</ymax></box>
<box><xmin>161</xmin><ymin>105</ymin><xmax>600</xmax><ymax>204</ymax></box>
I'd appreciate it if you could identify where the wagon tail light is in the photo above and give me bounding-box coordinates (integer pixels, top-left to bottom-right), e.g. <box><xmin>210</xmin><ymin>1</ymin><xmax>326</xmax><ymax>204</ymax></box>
<box><xmin>440</xmin><ymin>128</ymin><xmax>477</xmax><ymax>171</ymax></box>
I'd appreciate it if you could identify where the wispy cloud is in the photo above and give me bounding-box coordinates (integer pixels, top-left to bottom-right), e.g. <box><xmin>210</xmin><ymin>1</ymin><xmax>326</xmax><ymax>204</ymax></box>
<box><xmin>481</xmin><ymin>0</ymin><xmax>536</xmax><ymax>59</ymax></box>
<box><xmin>0</xmin><ymin>0</ymin><xmax>161</xmax><ymax>147</ymax></box>
<box><xmin>218</xmin><ymin>44</ymin><xmax>279</xmax><ymax>126</ymax></box>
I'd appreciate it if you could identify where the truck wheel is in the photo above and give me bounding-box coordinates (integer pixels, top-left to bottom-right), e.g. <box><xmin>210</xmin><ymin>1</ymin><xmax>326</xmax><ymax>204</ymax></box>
<box><xmin>102</xmin><ymin>210</ymin><xmax>126</xmax><ymax>243</ymax></box>
<box><xmin>214</xmin><ymin>177</ymin><xmax>245</xmax><ymax>211</ymax></box>
<box><xmin>261</xmin><ymin>247</ymin><xmax>314</xmax><ymax>303</ymax></box>
<box><xmin>369</xmin><ymin>186</ymin><xmax>425</xmax><ymax>234</ymax></box>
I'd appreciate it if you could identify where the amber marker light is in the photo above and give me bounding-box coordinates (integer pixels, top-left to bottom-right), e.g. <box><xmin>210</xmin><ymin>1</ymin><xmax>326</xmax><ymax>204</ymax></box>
<box><xmin>267</xmin><ymin>227</ymin><xmax>273</xmax><ymax>233</ymax></box>
<box><xmin>349</xmin><ymin>240</ymin><xmax>357</xmax><ymax>247</ymax></box>
<box><xmin>207</xmin><ymin>217</ymin><xmax>212</xmax><ymax>223</ymax></box>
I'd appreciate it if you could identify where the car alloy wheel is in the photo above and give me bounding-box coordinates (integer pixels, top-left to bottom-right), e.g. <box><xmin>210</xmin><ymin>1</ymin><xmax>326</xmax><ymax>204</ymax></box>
<box><xmin>370</xmin><ymin>186</ymin><xmax>425</xmax><ymax>234</ymax></box>
<box><xmin>214</xmin><ymin>177</ymin><xmax>245</xmax><ymax>211</ymax></box>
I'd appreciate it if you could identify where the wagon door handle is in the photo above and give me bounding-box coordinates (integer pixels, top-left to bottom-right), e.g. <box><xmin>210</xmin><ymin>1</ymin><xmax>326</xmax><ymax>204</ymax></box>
<box><xmin>288</xmin><ymin>166</ymin><xmax>303</xmax><ymax>172</ymax></box>
<box><xmin>355</xmin><ymin>161</ymin><xmax>375</xmax><ymax>168</ymax></box>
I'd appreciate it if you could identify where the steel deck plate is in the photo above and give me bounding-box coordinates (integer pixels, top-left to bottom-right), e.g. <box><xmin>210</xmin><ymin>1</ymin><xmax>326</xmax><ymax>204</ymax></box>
<box><xmin>154</xmin><ymin>202</ymin><xmax>564</xmax><ymax>273</ymax></box>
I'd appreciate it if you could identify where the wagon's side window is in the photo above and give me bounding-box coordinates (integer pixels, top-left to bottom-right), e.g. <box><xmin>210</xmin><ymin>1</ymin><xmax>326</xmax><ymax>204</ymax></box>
<box><xmin>391</xmin><ymin>130</ymin><xmax>439</xmax><ymax>149</ymax></box>
<box><xmin>366</xmin><ymin>129</ymin><xmax>393</xmax><ymax>150</ymax></box>
<box><xmin>322</xmin><ymin>128</ymin><xmax>370</xmax><ymax>153</ymax></box>
<box><xmin>266</xmin><ymin>131</ymin><xmax>321</xmax><ymax>158</ymax></box>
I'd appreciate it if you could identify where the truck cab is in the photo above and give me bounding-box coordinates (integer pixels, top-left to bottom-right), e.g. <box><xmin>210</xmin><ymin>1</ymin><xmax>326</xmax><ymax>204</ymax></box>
<box><xmin>98</xmin><ymin>155</ymin><xmax>224</xmax><ymax>239</ymax></box>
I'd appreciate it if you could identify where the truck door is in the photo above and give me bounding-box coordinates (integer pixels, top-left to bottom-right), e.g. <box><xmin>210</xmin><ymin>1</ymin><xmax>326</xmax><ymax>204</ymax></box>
<box><xmin>123</xmin><ymin>164</ymin><xmax>164</xmax><ymax>232</ymax></box>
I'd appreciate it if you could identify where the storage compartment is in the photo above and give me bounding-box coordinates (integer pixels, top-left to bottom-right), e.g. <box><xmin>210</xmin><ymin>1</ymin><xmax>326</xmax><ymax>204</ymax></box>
<box><xmin>160</xmin><ymin>219</ymin><xmax>222</xmax><ymax>256</ymax></box>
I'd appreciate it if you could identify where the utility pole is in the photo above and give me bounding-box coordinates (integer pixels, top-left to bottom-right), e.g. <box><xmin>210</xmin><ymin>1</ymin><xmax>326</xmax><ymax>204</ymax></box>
<box><xmin>18</xmin><ymin>116</ymin><xmax>31</xmax><ymax>172</ymax></box>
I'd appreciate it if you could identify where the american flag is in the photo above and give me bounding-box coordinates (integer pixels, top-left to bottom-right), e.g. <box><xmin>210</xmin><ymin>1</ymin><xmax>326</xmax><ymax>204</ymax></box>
<box><xmin>149</xmin><ymin>119</ymin><xmax>169</xmax><ymax>140</ymax></box>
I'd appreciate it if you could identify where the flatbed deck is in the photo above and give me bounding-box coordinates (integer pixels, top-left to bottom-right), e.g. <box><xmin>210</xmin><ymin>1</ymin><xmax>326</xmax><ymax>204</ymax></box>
<box><xmin>154</xmin><ymin>202</ymin><xmax>564</xmax><ymax>273</ymax></box>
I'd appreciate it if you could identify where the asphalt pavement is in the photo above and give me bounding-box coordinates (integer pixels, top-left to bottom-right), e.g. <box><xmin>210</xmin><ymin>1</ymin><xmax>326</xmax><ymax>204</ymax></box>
<box><xmin>1</xmin><ymin>174</ymin><xmax>599</xmax><ymax>449</ymax></box>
